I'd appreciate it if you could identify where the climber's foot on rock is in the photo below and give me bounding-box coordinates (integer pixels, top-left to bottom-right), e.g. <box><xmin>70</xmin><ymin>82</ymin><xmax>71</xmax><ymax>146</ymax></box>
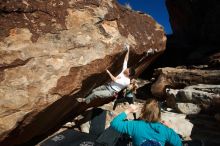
<box><xmin>76</xmin><ymin>98</ymin><xmax>86</xmax><ymax>103</ymax></box>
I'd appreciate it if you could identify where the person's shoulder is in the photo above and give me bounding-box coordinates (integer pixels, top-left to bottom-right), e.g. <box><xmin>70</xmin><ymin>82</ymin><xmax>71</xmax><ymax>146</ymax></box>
<box><xmin>149</xmin><ymin>122</ymin><xmax>171</xmax><ymax>133</ymax></box>
<box><xmin>156</xmin><ymin>122</ymin><xmax>171</xmax><ymax>131</ymax></box>
<box><xmin>129</xmin><ymin>119</ymin><xmax>145</xmax><ymax>125</ymax></box>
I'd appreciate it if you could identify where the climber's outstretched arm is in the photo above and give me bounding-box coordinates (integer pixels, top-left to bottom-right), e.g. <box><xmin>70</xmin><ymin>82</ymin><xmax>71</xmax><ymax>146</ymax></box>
<box><xmin>122</xmin><ymin>44</ymin><xmax>129</xmax><ymax>71</ymax></box>
<box><xmin>106</xmin><ymin>69</ymin><xmax>117</xmax><ymax>81</ymax></box>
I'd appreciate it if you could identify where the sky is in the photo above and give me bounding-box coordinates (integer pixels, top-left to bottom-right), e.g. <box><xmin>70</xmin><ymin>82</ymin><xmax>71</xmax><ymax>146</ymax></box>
<box><xmin>117</xmin><ymin>0</ymin><xmax>172</xmax><ymax>34</ymax></box>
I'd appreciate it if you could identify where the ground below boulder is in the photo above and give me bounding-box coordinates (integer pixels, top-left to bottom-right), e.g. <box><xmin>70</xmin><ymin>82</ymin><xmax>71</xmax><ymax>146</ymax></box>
<box><xmin>37</xmin><ymin>100</ymin><xmax>220</xmax><ymax>146</ymax></box>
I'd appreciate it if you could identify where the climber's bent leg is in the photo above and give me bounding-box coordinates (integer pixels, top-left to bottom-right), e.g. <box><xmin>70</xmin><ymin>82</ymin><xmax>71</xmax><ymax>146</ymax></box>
<box><xmin>85</xmin><ymin>88</ymin><xmax>114</xmax><ymax>104</ymax></box>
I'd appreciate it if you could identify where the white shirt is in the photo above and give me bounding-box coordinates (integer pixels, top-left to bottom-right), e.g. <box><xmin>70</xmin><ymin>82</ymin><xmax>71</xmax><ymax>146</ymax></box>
<box><xmin>109</xmin><ymin>60</ymin><xmax>130</xmax><ymax>92</ymax></box>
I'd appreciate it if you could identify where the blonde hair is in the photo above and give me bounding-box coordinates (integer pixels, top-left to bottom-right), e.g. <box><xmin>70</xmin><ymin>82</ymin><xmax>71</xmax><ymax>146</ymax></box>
<box><xmin>140</xmin><ymin>98</ymin><xmax>161</xmax><ymax>122</ymax></box>
<box><xmin>128</xmin><ymin>79</ymin><xmax>138</xmax><ymax>92</ymax></box>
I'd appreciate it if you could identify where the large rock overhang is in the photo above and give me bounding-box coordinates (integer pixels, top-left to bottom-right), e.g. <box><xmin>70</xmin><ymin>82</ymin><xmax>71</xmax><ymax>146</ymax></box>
<box><xmin>0</xmin><ymin>0</ymin><xmax>166</xmax><ymax>145</ymax></box>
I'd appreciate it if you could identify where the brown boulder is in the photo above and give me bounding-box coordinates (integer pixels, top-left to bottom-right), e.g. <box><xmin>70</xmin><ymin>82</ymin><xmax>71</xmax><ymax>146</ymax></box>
<box><xmin>0</xmin><ymin>0</ymin><xmax>166</xmax><ymax>145</ymax></box>
<box><xmin>176</xmin><ymin>103</ymin><xmax>201</xmax><ymax>115</ymax></box>
<box><xmin>166</xmin><ymin>84</ymin><xmax>220</xmax><ymax>112</ymax></box>
<box><xmin>151</xmin><ymin>67</ymin><xmax>220</xmax><ymax>99</ymax></box>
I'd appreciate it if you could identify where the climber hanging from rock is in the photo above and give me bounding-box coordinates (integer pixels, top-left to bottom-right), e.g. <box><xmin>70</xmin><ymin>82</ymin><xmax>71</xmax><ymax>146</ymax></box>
<box><xmin>112</xmin><ymin>78</ymin><xmax>138</xmax><ymax>110</ymax></box>
<box><xmin>112</xmin><ymin>78</ymin><xmax>138</xmax><ymax>119</ymax></box>
<box><xmin>83</xmin><ymin>44</ymin><xmax>136</xmax><ymax>104</ymax></box>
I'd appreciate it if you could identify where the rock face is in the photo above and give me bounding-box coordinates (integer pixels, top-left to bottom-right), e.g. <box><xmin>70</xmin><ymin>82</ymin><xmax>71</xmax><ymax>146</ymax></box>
<box><xmin>155</xmin><ymin>0</ymin><xmax>220</xmax><ymax>67</ymax></box>
<box><xmin>0</xmin><ymin>0</ymin><xmax>166</xmax><ymax>145</ymax></box>
<box><xmin>151</xmin><ymin>67</ymin><xmax>220</xmax><ymax>98</ymax></box>
<box><xmin>151</xmin><ymin>67</ymin><xmax>220</xmax><ymax>113</ymax></box>
<box><xmin>166</xmin><ymin>84</ymin><xmax>220</xmax><ymax>112</ymax></box>
<box><xmin>176</xmin><ymin>103</ymin><xmax>201</xmax><ymax>115</ymax></box>
<box><xmin>161</xmin><ymin>111</ymin><xmax>193</xmax><ymax>138</ymax></box>
<box><xmin>166</xmin><ymin>0</ymin><xmax>220</xmax><ymax>44</ymax></box>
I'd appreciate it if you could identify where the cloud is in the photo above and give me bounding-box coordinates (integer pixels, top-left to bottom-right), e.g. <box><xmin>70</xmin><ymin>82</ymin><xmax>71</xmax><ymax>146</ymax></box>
<box><xmin>125</xmin><ymin>3</ymin><xmax>132</xmax><ymax>10</ymax></box>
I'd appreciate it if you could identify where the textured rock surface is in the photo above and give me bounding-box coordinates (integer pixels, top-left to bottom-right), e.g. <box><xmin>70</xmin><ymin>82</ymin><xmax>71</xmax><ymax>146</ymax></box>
<box><xmin>176</xmin><ymin>103</ymin><xmax>201</xmax><ymax>115</ymax></box>
<box><xmin>209</xmin><ymin>52</ymin><xmax>220</xmax><ymax>68</ymax></box>
<box><xmin>166</xmin><ymin>84</ymin><xmax>220</xmax><ymax>112</ymax></box>
<box><xmin>0</xmin><ymin>0</ymin><xmax>166</xmax><ymax>145</ymax></box>
<box><xmin>151</xmin><ymin>67</ymin><xmax>220</xmax><ymax>99</ymax></box>
<box><xmin>161</xmin><ymin>111</ymin><xmax>193</xmax><ymax>138</ymax></box>
<box><xmin>151</xmin><ymin>0</ymin><xmax>220</xmax><ymax>68</ymax></box>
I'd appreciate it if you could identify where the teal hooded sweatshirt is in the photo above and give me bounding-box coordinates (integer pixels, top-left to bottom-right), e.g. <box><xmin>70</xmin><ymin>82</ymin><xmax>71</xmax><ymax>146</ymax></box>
<box><xmin>110</xmin><ymin>112</ymin><xmax>182</xmax><ymax>146</ymax></box>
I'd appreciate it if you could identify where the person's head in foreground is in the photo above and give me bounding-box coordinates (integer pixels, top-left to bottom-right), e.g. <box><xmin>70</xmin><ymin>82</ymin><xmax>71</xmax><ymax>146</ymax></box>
<box><xmin>139</xmin><ymin>98</ymin><xmax>161</xmax><ymax>122</ymax></box>
<box><xmin>110</xmin><ymin>98</ymin><xmax>182</xmax><ymax>146</ymax></box>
